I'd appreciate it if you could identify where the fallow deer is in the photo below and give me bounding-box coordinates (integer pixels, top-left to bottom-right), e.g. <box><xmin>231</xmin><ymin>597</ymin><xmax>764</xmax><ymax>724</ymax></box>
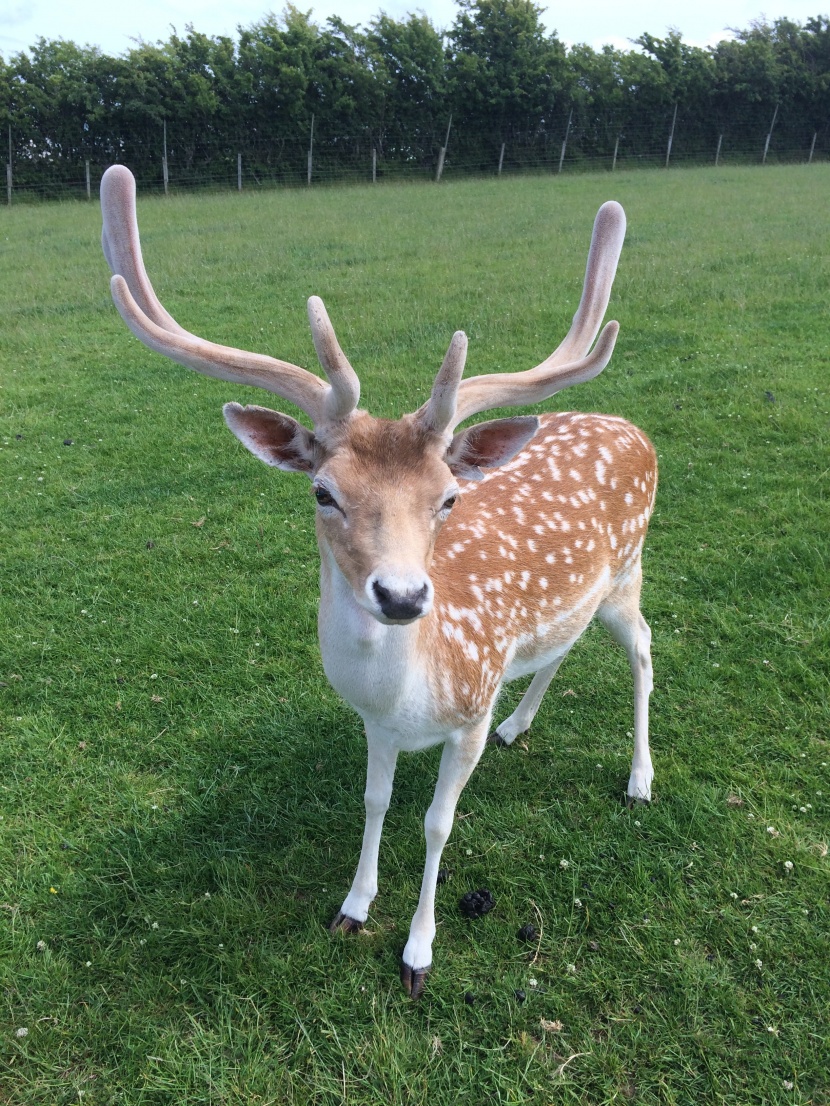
<box><xmin>100</xmin><ymin>165</ymin><xmax>657</xmax><ymax>998</ymax></box>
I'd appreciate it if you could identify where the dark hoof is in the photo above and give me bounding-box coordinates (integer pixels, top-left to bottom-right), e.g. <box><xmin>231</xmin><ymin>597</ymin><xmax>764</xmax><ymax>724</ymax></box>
<box><xmin>400</xmin><ymin>960</ymin><xmax>431</xmax><ymax>999</ymax></box>
<box><xmin>487</xmin><ymin>731</ymin><xmax>511</xmax><ymax>747</ymax></box>
<box><xmin>329</xmin><ymin>911</ymin><xmax>364</xmax><ymax>935</ymax></box>
<box><xmin>625</xmin><ymin>794</ymin><xmax>650</xmax><ymax>809</ymax></box>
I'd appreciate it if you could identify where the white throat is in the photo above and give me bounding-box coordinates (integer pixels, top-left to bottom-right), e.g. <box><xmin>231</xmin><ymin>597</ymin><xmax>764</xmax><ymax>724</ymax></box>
<box><xmin>317</xmin><ymin>540</ymin><xmax>429</xmax><ymax>724</ymax></box>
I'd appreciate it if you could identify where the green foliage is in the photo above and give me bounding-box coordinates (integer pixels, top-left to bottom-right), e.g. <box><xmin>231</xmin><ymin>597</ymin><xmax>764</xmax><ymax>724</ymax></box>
<box><xmin>447</xmin><ymin>0</ymin><xmax>564</xmax><ymax>135</ymax></box>
<box><xmin>1</xmin><ymin>164</ymin><xmax>829</xmax><ymax>1104</ymax></box>
<box><xmin>3</xmin><ymin>4</ymin><xmax>830</xmax><ymax>192</ymax></box>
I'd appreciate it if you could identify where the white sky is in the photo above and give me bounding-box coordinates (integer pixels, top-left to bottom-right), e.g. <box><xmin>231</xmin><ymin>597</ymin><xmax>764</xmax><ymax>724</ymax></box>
<box><xmin>0</xmin><ymin>0</ymin><xmax>826</xmax><ymax>58</ymax></box>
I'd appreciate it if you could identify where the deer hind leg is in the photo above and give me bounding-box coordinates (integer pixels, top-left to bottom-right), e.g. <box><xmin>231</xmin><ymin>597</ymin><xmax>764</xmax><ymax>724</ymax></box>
<box><xmin>488</xmin><ymin>652</ymin><xmax>571</xmax><ymax>746</ymax></box>
<box><xmin>597</xmin><ymin>570</ymin><xmax>654</xmax><ymax>803</ymax></box>
<box><xmin>401</xmin><ymin>719</ymin><xmax>489</xmax><ymax>998</ymax></box>
<box><xmin>330</xmin><ymin>734</ymin><xmax>398</xmax><ymax>933</ymax></box>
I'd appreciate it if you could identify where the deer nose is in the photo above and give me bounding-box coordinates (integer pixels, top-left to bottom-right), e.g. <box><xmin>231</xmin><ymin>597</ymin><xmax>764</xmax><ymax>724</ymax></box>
<box><xmin>369</xmin><ymin>577</ymin><xmax>432</xmax><ymax>622</ymax></box>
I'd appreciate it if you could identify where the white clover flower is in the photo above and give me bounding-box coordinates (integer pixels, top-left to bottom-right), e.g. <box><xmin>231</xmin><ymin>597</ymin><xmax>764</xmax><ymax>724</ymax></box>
<box><xmin>574</xmin><ymin>898</ymin><xmax>582</xmax><ymax>908</ymax></box>
<box><xmin>783</xmin><ymin>1081</ymin><xmax>794</xmax><ymax>1091</ymax></box>
<box><xmin>755</xmin><ymin>959</ymin><xmax>763</xmax><ymax>969</ymax></box>
<box><xmin>36</xmin><ymin>940</ymin><xmax>46</xmax><ymax>951</ymax></box>
<box><xmin>528</xmin><ymin>977</ymin><xmax>538</xmax><ymax>988</ymax></box>
<box><xmin>566</xmin><ymin>963</ymin><xmax>577</xmax><ymax>974</ymax></box>
<box><xmin>751</xmin><ymin>925</ymin><xmax>759</xmax><ymax>934</ymax></box>
<box><xmin>673</xmin><ymin>938</ymin><xmax>681</xmax><ymax>946</ymax></box>
<box><xmin>749</xmin><ymin>943</ymin><xmax>757</xmax><ymax>951</ymax></box>
<box><xmin>730</xmin><ymin>892</ymin><xmax>739</xmax><ymax>899</ymax></box>
<box><xmin>783</xmin><ymin>860</ymin><xmax>794</xmax><ymax>872</ymax></box>
<box><xmin>559</xmin><ymin>859</ymin><xmax>570</xmax><ymax>870</ymax></box>
<box><xmin>15</xmin><ymin>1027</ymin><xmax>28</xmax><ymax>1038</ymax></box>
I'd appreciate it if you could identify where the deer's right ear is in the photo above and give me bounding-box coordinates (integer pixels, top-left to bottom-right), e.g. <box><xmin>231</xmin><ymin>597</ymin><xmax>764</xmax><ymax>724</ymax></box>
<box><xmin>223</xmin><ymin>402</ymin><xmax>318</xmax><ymax>475</ymax></box>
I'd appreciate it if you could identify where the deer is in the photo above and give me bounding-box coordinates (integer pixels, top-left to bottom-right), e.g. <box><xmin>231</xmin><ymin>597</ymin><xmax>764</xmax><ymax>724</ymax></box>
<box><xmin>100</xmin><ymin>164</ymin><xmax>657</xmax><ymax>999</ymax></box>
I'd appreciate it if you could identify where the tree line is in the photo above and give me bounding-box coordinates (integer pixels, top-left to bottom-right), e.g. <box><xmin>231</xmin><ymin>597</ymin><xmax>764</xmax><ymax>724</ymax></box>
<box><xmin>2</xmin><ymin>0</ymin><xmax>829</xmax><ymax>193</ymax></box>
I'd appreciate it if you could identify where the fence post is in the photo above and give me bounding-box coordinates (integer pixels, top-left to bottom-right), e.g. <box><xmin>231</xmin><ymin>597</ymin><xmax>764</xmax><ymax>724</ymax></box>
<box><xmin>308</xmin><ymin>113</ymin><xmax>314</xmax><ymax>186</ymax></box>
<box><xmin>498</xmin><ymin>141</ymin><xmax>505</xmax><ymax>175</ymax></box>
<box><xmin>715</xmin><ymin>134</ymin><xmax>723</xmax><ymax>166</ymax></box>
<box><xmin>237</xmin><ymin>152</ymin><xmax>242</xmax><ymax>191</ymax></box>
<box><xmin>558</xmin><ymin>108</ymin><xmax>572</xmax><ymax>173</ymax></box>
<box><xmin>6</xmin><ymin>123</ymin><xmax>10</xmax><ymax>205</ymax></box>
<box><xmin>612</xmin><ymin>135</ymin><xmax>620</xmax><ymax>172</ymax></box>
<box><xmin>665</xmin><ymin>104</ymin><xmax>678</xmax><ymax>168</ymax></box>
<box><xmin>808</xmin><ymin>131</ymin><xmax>817</xmax><ymax>163</ymax></box>
<box><xmin>372</xmin><ymin>147</ymin><xmax>377</xmax><ymax>183</ymax></box>
<box><xmin>436</xmin><ymin>113</ymin><xmax>452</xmax><ymax>182</ymax></box>
<box><xmin>162</xmin><ymin>120</ymin><xmax>169</xmax><ymax>195</ymax></box>
<box><xmin>85</xmin><ymin>159</ymin><xmax>91</xmax><ymax>200</ymax></box>
<box><xmin>762</xmin><ymin>104</ymin><xmax>779</xmax><ymax>164</ymax></box>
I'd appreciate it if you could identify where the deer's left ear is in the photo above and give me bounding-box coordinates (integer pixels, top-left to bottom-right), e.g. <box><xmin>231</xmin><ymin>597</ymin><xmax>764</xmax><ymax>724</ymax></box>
<box><xmin>445</xmin><ymin>415</ymin><xmax>539</xmax><ymax>481</ymax></box>
<box><xmin>223</xmin><ymin>402</ymin><xmax>319</xmax><ymax>475</ymax></box>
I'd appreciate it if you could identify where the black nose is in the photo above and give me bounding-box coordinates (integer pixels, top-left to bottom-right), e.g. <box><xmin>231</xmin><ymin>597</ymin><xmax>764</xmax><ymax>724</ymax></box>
<box><xmin>372</xmin><ymin>580</ymin><xmax>429</xmax><ymax>621</ymax></box>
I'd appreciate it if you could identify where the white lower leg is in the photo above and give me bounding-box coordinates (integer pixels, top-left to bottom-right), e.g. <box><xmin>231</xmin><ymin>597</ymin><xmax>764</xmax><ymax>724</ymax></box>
<box><xmin>494</xmin><ymin>656</ymin><xmax>566</xmax><ymax>744</ymax></box>
<box><xmin>339</xmin><ymin>738</ymin><xmax>398</xmax><ymax>923</ymax></box>
<box><xmin>626</xmin><ymin>613</ymin><xmax>654</xmax><ymax>802</ymax></box>
<box><xmin>402</xmin><ymin>726</ymin><xmax>487</xmax><ymax>972</ymax></box>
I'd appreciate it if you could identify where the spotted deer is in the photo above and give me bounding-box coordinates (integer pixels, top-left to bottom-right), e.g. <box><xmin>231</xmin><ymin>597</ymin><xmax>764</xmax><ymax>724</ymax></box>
<box><xmin>100</xmin><ymin>165</ymin><xmax>657</xmax><ymax>998</ymax></box>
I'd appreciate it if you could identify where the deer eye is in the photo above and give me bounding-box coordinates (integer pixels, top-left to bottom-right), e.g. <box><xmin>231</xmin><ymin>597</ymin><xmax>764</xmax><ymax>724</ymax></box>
<box><xmin>440</xmin><ymin>495</ymin><xmax>457</xmax><ymax>513</ymax></box>
<box><xmin>314</xmin><ymin>486</ymin><xmax>337</xmax><ymax>508</ymax></box>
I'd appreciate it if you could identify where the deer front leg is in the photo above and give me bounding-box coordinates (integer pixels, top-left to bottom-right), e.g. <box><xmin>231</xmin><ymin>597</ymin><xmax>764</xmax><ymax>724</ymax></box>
<box><xmin>330</xmin><ymin>734</ymin><xmax>398</xmax><ymax>933</ymax></box>
<box><xmin>400</xmin><ymin>721</ymin><xmax>489</xmax><ymax>998</ymax></box>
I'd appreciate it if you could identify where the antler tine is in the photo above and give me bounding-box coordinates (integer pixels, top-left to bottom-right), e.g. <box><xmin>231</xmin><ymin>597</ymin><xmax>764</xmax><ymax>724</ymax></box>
<box><xmin>544</xmin><ymin>200</ymin><xmax>626</xmax><ymax>366</ymax></box>
<box><xmin>417</xmin><ymin>331</ymin><xmax>468</xmax><ymax>435</ymax></box>
<box><xmin>100</xmin><ymin>165</ymin><xmax>359</xmax><ymax>426</ymax></box>
<box><xmin>307</xmin><ymin>296</ymin><xmax>361</xmax><ymax>421</ymax></box>
<box><xmin>101</xmin><ymin>164</ymin><xmax>189</xmax><ymax>337</ymax></box>
<box><xmin>444</xmin><ymin>201</ymin><xmax>626</xmax><ymax>430</ymax></box>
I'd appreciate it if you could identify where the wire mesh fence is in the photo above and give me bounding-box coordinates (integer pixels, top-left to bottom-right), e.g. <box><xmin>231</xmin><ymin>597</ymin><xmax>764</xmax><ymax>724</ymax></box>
<box><xmin>4</xmin><ymin>108</ymin><xmax>828</xmax><ymax>202</ymax></box>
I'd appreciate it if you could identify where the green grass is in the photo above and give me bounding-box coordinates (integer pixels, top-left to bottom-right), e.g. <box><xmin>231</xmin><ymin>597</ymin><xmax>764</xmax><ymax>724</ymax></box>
<box><xmin>1</xmin><ymin>165</ymin><xmax>828</xmax><ymax>1104</ymax></box>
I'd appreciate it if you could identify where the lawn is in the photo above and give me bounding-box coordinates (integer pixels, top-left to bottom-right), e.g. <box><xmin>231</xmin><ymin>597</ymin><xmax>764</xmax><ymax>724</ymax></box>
<box><xmin>0</xmin><ymin>165</ymin><xmax>828</xmax><ymax>1104</ymax></box>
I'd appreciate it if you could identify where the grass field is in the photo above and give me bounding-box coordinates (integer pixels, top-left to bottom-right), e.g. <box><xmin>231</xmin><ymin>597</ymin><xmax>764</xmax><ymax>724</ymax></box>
<box><xmin>1</xmin><ymin>165</ymin><xmax>828</xmax><ymax>1105</ymax></box>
